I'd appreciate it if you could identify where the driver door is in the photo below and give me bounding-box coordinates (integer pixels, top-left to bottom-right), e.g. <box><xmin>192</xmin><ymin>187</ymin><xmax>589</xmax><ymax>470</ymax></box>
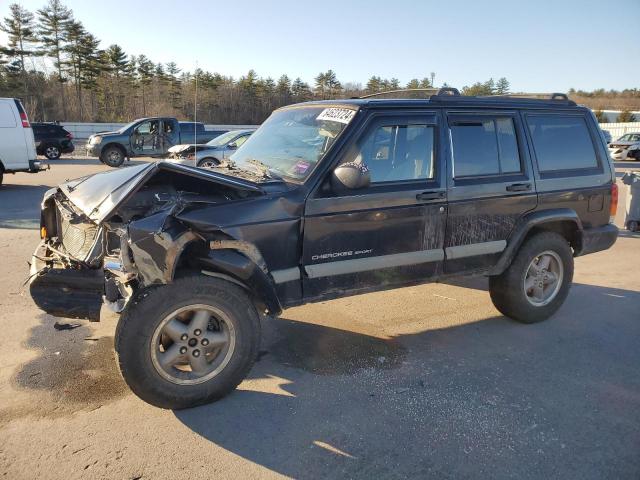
<box><xmin>131</xmin><ymin>120</ymin><xmax>163</xmax><ymax>156</ymax></box>
<box><xmin>302</xmin><ymin>112</ymin><xmax>447</xmax><ymax>301</ymax></box>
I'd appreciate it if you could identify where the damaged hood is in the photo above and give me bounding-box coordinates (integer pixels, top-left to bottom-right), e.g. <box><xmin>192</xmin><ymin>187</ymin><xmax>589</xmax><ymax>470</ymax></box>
<box><xmin>59</xmin><ymin>162</ymin><xmax>264</xmax><ymax>223</ymax></box>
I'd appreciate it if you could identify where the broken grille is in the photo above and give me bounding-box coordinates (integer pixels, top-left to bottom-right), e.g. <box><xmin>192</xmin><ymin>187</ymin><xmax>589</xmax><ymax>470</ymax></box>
<box><xmin>56</xmin><ymin>201</ymin><xmax>99</xmax><ymax>260</ymax></box>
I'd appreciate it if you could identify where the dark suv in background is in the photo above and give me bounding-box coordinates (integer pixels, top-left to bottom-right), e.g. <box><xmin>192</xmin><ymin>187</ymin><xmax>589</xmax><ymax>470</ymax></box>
<box><xmin>29</xmin><ymin>89</ymin><xmax>618</xmax><ymax>409</ymax></box>
<box><xmin>32</xmin><ymin>122</ymin><xmax>75</xmax><ymax>159</ymax></box>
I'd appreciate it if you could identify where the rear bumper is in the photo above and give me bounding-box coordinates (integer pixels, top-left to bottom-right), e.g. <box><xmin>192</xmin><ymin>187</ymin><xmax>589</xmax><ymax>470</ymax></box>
<box><xmin>29</xmin><ymin>159</ymin><xmax>47</xmax><ymax>172</ymax></box>
<box><xmin>29</xmin><ymin>242</ymin><xmax>104</xmax><ymax>321</ymax></box>
<box><xmin>577</xmin><ymin>224</ymin><xmax>618</xmax><ymax>256</ymax></box>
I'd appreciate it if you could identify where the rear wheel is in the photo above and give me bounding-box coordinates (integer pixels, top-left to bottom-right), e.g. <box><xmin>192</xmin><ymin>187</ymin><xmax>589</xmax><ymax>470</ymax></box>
<box><xmin>489</xmin><ymin>232</ymin><xmax>573</xmax><ymax>323</ymax></box>
<box><xmin>44</xmin><ymin>144</ymin><xmax>61</xmax><ymax>160</ymax></box>
<box><xmin>101</xmin><ymin>146</ymin><xmax>125</xmax><ymax>167</ymax></box>
<box><xmin>115</xmin><ymin>276</ymin><xmax>260</xmax><ymax>409</ymax></box>
<box><xmin>628</xmin><ymin>220</ymin><xmax>639</xmax><ymax>232</ymax></box>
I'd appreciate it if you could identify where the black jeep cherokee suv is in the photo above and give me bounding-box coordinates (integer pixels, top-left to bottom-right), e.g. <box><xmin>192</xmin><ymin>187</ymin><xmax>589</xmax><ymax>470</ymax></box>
<box><xmin>29</xmin><ymin>89</ymin><xmax>618</xmax><ymax>409</ymax></box>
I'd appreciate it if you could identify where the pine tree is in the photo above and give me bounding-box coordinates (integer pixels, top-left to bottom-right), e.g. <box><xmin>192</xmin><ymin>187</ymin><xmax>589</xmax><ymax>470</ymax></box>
<box><xmin>37</xmin><ymin>0</ymin><xmax>73</xmax><ymax>117</ymax></box>
<box><xmin>1</xmin><ymin>3</ymin><xmax>38</xmax><ymax>95</ymax></box>
<box><xmin>136</xmin><ymin>54</ymin><xmax>154</xmax><ymax>115</ymax></box>
<box><xmin>324</xmin><ymin>69</ymin><xmax>341</xmax><ymax>98</ymax></box>
<box><xmin>495</xmin><ymin>77</ymin><xmax>510</xmax><ymax>95</ymax></box>
<box><xmin>166</xmin><ymin>61</ymin><xmax>182</xmax><ymax>110</ymax></box>
<box><xmin>291</xmin><ymin>77</ymin><xmax>311</xmax><ymax>100</ymax></box>
<box><xmin>406</xmin><ymin>78</ymin><xmax>420</xmax><ymax>89</ymax></box>
<box><xmin>314</xmin><ymin>71</ymin><xmax>327</xmax><ymax>97</ymax></box>
<box><xmin>419</xmin><ymin>77</ymin><xmax>432</xmax><ymax>88</ymax></box>
<box><xmin>366</xmin><ymin>76</ymin><xmax>382</xmax><ymax>93</ymax></box>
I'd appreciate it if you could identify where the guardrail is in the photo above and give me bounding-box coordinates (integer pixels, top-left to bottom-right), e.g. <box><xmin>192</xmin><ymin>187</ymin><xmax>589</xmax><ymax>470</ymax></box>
<box><xmin>61</xmin><ymin>122</ymin><xmax>260</xmax><ymax>141</ymax></box>
<box><xmin>600</xmin><ymin>122</ymin><xmax>640</xmax><ymax>140</ymax></box>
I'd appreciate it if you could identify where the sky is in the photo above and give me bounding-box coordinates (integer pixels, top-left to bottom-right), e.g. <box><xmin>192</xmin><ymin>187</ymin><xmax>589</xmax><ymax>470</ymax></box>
<box><xmin>1</xmin><ymin>0</ymin><xmax>639</xmax><ymax>92</ymax></box>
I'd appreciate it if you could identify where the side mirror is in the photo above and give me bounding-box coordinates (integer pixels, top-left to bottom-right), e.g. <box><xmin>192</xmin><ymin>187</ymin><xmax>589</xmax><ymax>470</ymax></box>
<box><xmin>227</xmin><ymin>142</ymin><xmax>238</xmax><ymax>150</ymax></box>
<box><xmin>331</xmin><ymin>162</ymin><xmax>370</xmax><ymax>191</ymax></box>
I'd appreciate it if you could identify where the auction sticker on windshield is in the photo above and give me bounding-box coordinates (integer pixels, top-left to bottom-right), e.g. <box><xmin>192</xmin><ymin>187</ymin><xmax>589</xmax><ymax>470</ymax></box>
<box><xmin>316</xmin><ymin>108</ymin><xmax>356</xmax><ymax>124</ymax></box>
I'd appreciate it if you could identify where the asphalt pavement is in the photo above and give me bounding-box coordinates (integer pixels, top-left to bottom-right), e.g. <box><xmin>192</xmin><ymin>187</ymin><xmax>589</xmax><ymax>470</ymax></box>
<box><xmin>0</xmin><ymin>157</ymin><xmax>638</xmax><ymax>479</ymax></box>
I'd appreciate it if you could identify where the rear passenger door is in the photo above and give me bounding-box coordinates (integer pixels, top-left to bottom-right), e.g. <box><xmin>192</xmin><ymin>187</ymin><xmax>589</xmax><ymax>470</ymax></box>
<box><xmin>444</xmin><ymin>111</ymin><xmax>537</xmax><ymax>273</ymax></box>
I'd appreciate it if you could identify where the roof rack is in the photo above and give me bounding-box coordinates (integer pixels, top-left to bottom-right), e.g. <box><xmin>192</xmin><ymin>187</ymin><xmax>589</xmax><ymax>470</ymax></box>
<box><xmin>431</xmin><ymin>91</ymin><xmax>576</xmax><ymax>106</ymax></box>
<box><xmin>358</xmin><ymin>88</ymin><xmax>438</xmax><ymax>99</ymax></box>
<box><xmin>482</xmin><ymin>92</ymin><xmax>573</xmax><ymax>101</ymax></box>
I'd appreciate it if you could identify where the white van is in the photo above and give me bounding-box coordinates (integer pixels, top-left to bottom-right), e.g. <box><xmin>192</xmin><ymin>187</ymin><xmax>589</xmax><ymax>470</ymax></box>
<box><xmin>0</xmin><ymin>98</ymin><xmax>43</xmax><ymax>185</ymax></box>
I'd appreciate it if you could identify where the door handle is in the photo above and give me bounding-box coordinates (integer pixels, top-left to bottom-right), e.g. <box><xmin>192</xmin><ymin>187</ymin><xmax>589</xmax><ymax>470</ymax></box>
<box><xmin>416</xmin><ymin>191</ymin><xmax>445</xmax><ymax>201</ymax></box>
<box><xmin>506</xmin><ymin>183</ymin><xmax>532</xmax><ymax>192</ymax></box>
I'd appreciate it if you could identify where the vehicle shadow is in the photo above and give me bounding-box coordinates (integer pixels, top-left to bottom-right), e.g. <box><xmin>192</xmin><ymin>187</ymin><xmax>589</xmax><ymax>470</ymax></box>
<box><xmin>174</xmin><ymin>282</ymin><xmax>640</xmax><ymax>479</ymax></box>
<box><xmin>5</xmin><ymin>313</ymin><xmax>128</xmax><ymax>425</ymax></box>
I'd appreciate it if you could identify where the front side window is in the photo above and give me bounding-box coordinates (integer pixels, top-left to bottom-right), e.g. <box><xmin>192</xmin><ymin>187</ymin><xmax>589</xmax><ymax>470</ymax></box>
<box><xmin>450</xmin><ymin>117</ymin><xmax>521</xmax><ymax>178</ymax></box>
<box><xmin>233</xmin><ymin>135</ymin><xmax>250</xmax><ymax>148</ymax></box>
<box><xmin>526</xmin><ymin>115</ymin><xmax>598</xmax><ymax>172</ymax></box>
<box><xmin>135</xmin><ymin>121</ymin><xmax>158</xmax><ymax>135</ymax></box>
<box><xmin>339</xmin><ymin>123</ymin><xmax>435</xmax><ymax>183</ymax></box>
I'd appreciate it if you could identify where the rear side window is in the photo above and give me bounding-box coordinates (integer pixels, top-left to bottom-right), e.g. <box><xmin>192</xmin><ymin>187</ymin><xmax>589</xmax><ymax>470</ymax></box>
<box><xmin>0</xmin><ymin>103</ymin><xmax>17</xmax><ymax>128</ymax></box>
<box><xmin>526</xmin><ymin>115</ymin><xmax>598</xmax><ymax>172</ymax></box>
<box><xmin>450</xmin><ymin>116</ymin><xmax>521</xmax><ymax>177</ymax></box>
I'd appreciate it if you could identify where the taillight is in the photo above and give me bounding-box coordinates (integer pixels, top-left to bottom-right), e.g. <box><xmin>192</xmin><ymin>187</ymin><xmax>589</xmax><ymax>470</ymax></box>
<box><xmin>66</xmin><ymin>132</ymin><xmax>73</xmax><ymax>139</ymax></box>
<box><xmin>610</xmin><ymin>183</ymin><xmax>618</xmax><ymax>222</ymax></box>
<box><xmin>19</xmin><ymin>111</ymin><xmax>30</xmax><ymax>128</ymax></box>
<box><xmin>14</xmin><ymin>99</ymin><xmax>30</xmax><ymax>127</ymax></box>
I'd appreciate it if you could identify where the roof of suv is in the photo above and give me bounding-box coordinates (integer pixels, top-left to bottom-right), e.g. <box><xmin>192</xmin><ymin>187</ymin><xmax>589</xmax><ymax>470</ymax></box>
<box><xmin>286</xmin><ymin>90</ymin><xmax>583</xmax><ymax>112</ymax></box>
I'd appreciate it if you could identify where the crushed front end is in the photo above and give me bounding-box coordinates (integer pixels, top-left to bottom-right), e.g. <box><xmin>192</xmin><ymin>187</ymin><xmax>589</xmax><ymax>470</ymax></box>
<box><xmin>29</xmin><ymin>162</ymin><xmax>265</xmax><ymax>321</ymax></box>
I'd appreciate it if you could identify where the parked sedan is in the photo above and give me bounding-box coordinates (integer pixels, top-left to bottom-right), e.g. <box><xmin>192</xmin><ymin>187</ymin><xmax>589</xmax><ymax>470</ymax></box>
<box><xmin>167</xmin><ymin>129</ymin><xmax>254</xmax><ymax>167</ymax></box>
<box><xmin>32</xmin><ymin>122</ymin><xmax>75</xmax><ymax>159</ymax></box>
<box><xmin>608</xmin><ymin>132</ymin><xmax>640</xmax><ymax>161</ymax></box>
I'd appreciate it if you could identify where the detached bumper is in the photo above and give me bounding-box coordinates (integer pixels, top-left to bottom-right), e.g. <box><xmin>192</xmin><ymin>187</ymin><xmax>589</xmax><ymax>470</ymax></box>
<box><xmin>577</xmin><ymin>224</ymin><xmax>618</xmax><ymax>256</ymax></box>
<box><xmin>29</xmin><ymin>242</ymin><xmax>104</xmax><ymax>321</ymax></box>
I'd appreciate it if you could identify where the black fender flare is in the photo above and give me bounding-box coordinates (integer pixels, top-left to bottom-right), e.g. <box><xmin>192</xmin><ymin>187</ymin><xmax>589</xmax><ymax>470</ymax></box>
<box><xmin>195</xmin><ymin>249</ymin><xmax>282</xmax><ymax>315</ymax></box>
<box><xmin>127</xmin><ymin>214</ymin><xmax>282</xmax><ymax>314</ymax></box>
<box><xmin>488</xmin><ymin>208</ymin><xmax>583</xmax><ymax>275</ymax></box>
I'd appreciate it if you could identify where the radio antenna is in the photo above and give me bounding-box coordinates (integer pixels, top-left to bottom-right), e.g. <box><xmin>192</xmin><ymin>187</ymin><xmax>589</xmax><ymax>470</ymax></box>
<box><xmin>194</xmin><ymin>61</ymin><xmax>198</xmax><ymax>145</ymax></box>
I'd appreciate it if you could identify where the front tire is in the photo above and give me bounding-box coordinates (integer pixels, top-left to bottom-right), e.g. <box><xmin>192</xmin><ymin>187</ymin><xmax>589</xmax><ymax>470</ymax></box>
<box><xmin>115</xmin><ymin>276</ymin><xmax>261</xmax><ymax>409</ymax></box>
<box><xmin>101</xmin><ymin>146</ymin><xmax>125</xmax><ymax>167</ymax></box>
<box><xmin>489</xmin><ymin>232</ymin><xmax>574</xmax><ymax>324</ymax></box>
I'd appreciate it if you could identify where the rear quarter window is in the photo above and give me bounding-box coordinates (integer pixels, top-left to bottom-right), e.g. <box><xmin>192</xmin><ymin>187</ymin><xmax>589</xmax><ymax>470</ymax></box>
<box><xmin>0</xmin><ymin>103</ymin><xmax>17</xmax><ymax>128</ymax></box>
<box><xmin>526</xmin><ymin>115</ymin><xmax>599</xmax><ymax>172</ymax></box>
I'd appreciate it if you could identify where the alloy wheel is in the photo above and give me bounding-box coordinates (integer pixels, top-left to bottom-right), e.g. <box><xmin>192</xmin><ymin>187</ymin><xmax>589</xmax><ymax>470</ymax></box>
<box><xmin>150</xmin><ymin>304</ymin><xmax>236</xmax><ymax>385</ymax></box>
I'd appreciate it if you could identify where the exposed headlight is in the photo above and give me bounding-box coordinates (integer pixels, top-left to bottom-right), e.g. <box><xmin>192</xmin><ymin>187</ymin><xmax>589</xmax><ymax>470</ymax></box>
<box><xmin>90</xmin><ymin>136</ymin><xmax>102</xmax><ymax>145</ymax></box>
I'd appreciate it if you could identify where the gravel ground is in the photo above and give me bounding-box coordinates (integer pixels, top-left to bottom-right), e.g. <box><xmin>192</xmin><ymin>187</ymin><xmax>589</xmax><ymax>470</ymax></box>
<box><xmin>0</xmin><ymin>157</ymin><xmax>638</xmax><ymax>479</ymax></box>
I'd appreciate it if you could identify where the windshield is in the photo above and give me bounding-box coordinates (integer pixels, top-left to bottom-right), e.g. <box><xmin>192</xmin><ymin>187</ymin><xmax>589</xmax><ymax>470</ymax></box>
<box><xmin>229</xmin><ymin>106</ymin><xmax>357</xmax><ymax>181</ymax></box>
<box><xmin>116</xmin><ymin>120</ymin><xmax>140</xmax><ymax>134</ymax></box>
<box><xmin>207</xmin><ymin>131</ymin><xmax>242</xmax><ymax>147</ymax></box>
